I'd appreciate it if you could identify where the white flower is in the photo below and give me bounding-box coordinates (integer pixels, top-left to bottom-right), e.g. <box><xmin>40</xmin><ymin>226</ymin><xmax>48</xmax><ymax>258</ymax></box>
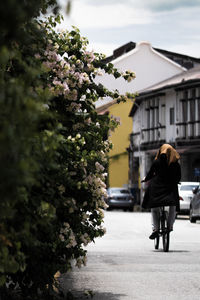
<box><xmin>85</xmin><ymin>118</ymin><xmax>91</xmax><ymax>125</ymax></box>
<box><xmin>97</xmin><ymin>70</ymin><xmax>103</xmax><ymax>76</ymax></box>
<box><xmin>35</xmin><ymin>53</ymin><xmax>41</xmax><ymax>59</ymax></box>
<box><xmin>76</xmin><ymin>133</ymin><xmax>81</xmax><ymax>139</ymax></box>
<box><xmin>102</xmin><ymin>227</ymin><xmax>106</xmax><ymax>234</ymax></box>
<box><xmin>54</xmin><ymin>43</ymin><xmax>59</xmax><ymax>50</ymax></box>
<box><xmin>95</xmin><ymin>162</ymin><xmax>105</xmax><ymax>172</ymax></box>
<box><xmin>80</xmin><ymin>233</ymin><xmax>91</xmax><ymax>246</ymax></box>
<box><xmin>102</xmin><ymin>201</ymin><xmax>109</xmax><ymax>209</ymax></box>
<box><xmin>98</xmin><ymin>208</ymin><xmax>104</xmax><ymax>218</ymax></box>
<box><xmin>80</xmin><ymin>95</ymin><xmax>86</xmax><ymax>101</ymax></box>
<box><xmin>59</xmin><ymin>234</ymin><xmax>65</xmax><ymax>242</ymax></box>
<box><xmin>82</xmin><ymin>213</ymin><xmax>89</xmax><ymax>220</ymax></box>
<box><xmin>64</xmin><ymin>222</ymin><xmax>70</xmax><ymax>229</ymax></box>
<box><xmin>77</xmin><ymin>182</ymin><xmax>81</xmax><ymax>189</ymax></box>
<box><xmin>69</xmin><ymin>207</ymin><xmax>74</xmax><ymax>213</ymax></box>
<box><xmin>66</xmin><ymin>231</ymin><xmax>77</xmax><ymax>248</ymax></box>
<box><xmin>83</xmin><ymin>256</ymin><xmax>87</xmax><ymax>266</ymax></box>
<box><xmin>63</xmin><ymin>82</ymin><xmax>69</xmax><ymax>93</ymax></box>
<box><xmin>58</xmin><ymin>185</ymin><xmax>65</xmax><ymax>194</ymax></box>
<box><xmin>76</xmin><ymin>258</ymin><xmax>82</xmax><ymax>268</ymax></box>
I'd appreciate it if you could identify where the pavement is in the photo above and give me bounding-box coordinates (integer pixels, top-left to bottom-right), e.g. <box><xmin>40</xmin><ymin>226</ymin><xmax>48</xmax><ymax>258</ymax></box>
<box><xmin>60</xmin><ymin>211</ymin><xmax>200</xmax><ymax>300</ymax></box>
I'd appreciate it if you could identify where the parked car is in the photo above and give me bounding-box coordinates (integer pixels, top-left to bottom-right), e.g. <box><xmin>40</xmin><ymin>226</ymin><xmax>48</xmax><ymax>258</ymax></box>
<box><xmin>190</xmin><ymin>185</ymin><xmax>200</xmax><ymax>223</ymax></box>
<box><xmin>178</xmin><ymin>182</ymin><xmax>199</xmax><ymax>215</ymax></box>
<box><xmin>106</xmin><ymin>187</ymin><xmax>134</xmax><ymax>211</ymax></box>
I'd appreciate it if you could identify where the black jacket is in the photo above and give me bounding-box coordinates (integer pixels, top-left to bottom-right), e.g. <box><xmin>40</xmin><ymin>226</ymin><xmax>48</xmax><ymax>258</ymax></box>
<box><xmin>142</xmin><ymin>159</ymin><xmax>181</xmax><ymax>211</ymax></box>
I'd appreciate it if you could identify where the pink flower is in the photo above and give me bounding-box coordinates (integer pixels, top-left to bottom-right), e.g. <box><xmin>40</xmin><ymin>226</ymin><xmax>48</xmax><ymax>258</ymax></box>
<box><xmin>63</xmin><ymin>82</ymin><xmax>69</xmax><ymax>93</ymax></box>
<box><xmin>35</xmin><ymin>53</ymin><xmax>41</xmax><ymax>59</ymax></box>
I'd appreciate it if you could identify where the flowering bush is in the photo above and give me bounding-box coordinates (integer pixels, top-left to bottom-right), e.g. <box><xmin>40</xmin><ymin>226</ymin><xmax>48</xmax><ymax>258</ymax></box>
<box><xmin>0</xmin><ymin>2</ymin><xmax>135</xmax><ymax>299</ymax></box>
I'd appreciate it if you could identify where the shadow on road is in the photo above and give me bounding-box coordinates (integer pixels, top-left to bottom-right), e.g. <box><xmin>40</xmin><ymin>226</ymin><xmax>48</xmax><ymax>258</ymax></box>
<box><xmin>152</xmin><ymin>249</ymin><xmax>190</xmax><ymax>253</ymax></box>
<box><xmin>169</xmin><ymin>250</ymin><xmax>190</xmax><ymax>253</ymax></box>
<box><xmin>62</xmin><ymin>290</ymin><xmax>127</xmax><ymax>300</ymax></box>
<box><xmin>86</xmin><ymin>291</ymin><xmax>127</xmax><ymax>300</ymax></box>
<box><xmin>59</xmin><ymin>275</ymin><xmax>127</xmax><ymax>300</ymax></box>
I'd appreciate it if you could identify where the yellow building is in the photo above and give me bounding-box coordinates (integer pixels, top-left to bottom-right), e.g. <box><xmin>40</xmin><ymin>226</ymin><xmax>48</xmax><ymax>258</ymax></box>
<box><xmin>97</xmin><ymin>98</ymin><xmax>133</xmax><ymax>187</ymax></box>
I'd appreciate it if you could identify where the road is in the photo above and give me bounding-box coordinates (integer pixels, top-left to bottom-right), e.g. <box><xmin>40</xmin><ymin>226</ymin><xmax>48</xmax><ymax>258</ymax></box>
<box><xmin>60</xmin><ymin>211</ymin><xmax>200</xmax><ymax>300</ymax></box>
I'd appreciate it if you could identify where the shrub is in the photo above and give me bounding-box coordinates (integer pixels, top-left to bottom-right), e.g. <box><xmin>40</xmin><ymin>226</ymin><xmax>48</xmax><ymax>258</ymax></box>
<box><xmin>0</xmin><ymin>2</ymin><xmax>135</xmax><ymax>299</ymax></box>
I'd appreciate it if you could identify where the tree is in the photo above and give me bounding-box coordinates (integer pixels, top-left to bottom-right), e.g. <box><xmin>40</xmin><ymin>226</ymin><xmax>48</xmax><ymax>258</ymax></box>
<box><xmin>0</xmin><ymin>2</ymin><xmax>135</xmax><ymax>299</ymax></box>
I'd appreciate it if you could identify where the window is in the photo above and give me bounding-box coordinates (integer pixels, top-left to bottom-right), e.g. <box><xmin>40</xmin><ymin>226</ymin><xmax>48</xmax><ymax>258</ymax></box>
<box><xmin>191</xmin><ymin>89</ymin><xmax>196</xmax><ymax>98</ymax></box>
<box><xmin>150</xmin><ymin>107</ymin><xmax>155</xmax><ymax>127</ymax></box>
<box><xmin>198</xmin><ymin>99</ymin><xmax>200</xmax><ymax>121</ymax></box>
<box><xmin>147</xmin><ymin>108</ymin><xmax>150</xmax><ymax>128</ymax></box>
<box><xmin>170</xmin><ymin>107</ymin><xmax>174</xmax><ymax>125</ymax></box>
<box><xmin>161</xmin><ymin>104</ymin><xmax>165</xmax><ymax>125</ymax></box>
<box><xmin>183</xmin><ymin>90</ymin><xmax>188</xmax><ymax>99</ymax></box>
<box><xmin>156</xmin><ymin>107</ymin><xmax>159</xmax><ymax>125</ymax></box>
<box><xmin>182</xmin><ymin>101</ymin><xmax>187</xmax><ymax>122</ymax></box>
<box><xmin>190</xmin><ymin>99</ymin><xmax>195</xmax><ymax>122</ymax></box>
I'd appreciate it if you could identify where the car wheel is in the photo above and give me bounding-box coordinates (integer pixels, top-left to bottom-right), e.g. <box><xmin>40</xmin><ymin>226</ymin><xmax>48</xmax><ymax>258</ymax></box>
<box><xmin>189</xmin><ymin>208</ymin><xmax>196</xmax><ymax>223</ymax></box>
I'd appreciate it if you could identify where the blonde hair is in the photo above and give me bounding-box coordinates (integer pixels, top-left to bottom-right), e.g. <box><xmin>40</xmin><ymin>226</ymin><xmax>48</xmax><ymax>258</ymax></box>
<box><xmin>155</xmin><ymin>144</ymin><xmax>180</xmax><ymax>165</ymax></box>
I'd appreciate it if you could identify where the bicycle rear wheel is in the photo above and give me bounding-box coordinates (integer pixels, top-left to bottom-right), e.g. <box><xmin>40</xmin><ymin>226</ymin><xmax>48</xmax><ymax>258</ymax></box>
<box><xmin>154</xmin><ymin>234</ymin><xmax>160</xmax><ymax>250</ymax></box>
<box><xmin>161</xmin><ymin>211</ymin><xmax>170</xmax><ymax>252</ymax></box>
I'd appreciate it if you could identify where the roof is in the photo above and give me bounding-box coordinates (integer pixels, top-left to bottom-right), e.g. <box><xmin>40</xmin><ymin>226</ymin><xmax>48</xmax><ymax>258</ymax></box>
<box><xmin>141</xmin><ymin>65</ymin><xmax>200</xmax><ymax>93</ymax></box>
<box><xmin>108</xmin><ymin>41</ymin><xmax>186</xmax><ymax>72</ymax></box>
<box><xmin>97</xmin><ymin>41</ymin><xmax>186</xmax><ymax>112</ymax></box>
<box><xmin>129</xmin><ymin>65</ymin><xmax>200</xmax><ymax>116</ymax></box>
<box><xmin>104</xmin><ymin>41</ymin><xmax>200</xmax><ymax>70</ymax></box>
<box><xmin>96</xmin><ymin>99</ymin><xmax>117</xmax><ymax>114</ymax></box>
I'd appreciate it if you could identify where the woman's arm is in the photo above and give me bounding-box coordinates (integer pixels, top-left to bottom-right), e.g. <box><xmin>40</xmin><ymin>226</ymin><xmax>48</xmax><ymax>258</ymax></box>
<box><xmin>174</xmin><ymin>162</ymin><xmax>181</xmax><ymax>184</ymax></box>
<box><xmin>143</xmin><ymin>160</ymin><xmax>157</xmax><ymax>182</ymax></box>
<box><xmin>169</xmin><ymin>162</ymin><xmax>181</xmax><ymax>184</ymax></box>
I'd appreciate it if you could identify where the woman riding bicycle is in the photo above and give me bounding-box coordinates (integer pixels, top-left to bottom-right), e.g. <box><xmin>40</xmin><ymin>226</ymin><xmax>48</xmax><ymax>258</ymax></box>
<box><xmin>142</xmin><ymin>144</ymin><xmax>181</xmax><ymax>240</ymax></box>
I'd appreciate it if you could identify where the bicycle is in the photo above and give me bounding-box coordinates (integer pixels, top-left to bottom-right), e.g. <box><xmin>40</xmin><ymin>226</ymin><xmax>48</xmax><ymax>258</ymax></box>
<box><xmin>154</xmin><ymin>206</ymin><xmax>170</xmax><ymax>252</ymax></box>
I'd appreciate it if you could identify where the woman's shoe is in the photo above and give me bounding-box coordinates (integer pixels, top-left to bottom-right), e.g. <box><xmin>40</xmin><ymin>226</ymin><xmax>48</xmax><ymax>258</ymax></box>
<box><xmin>149</xmin><ymin>231</ymin><xmax>159</xmax><ymax>239</ymax></box>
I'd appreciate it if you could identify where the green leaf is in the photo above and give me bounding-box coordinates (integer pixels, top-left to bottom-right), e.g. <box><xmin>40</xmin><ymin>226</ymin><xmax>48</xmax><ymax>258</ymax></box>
<box><xmin>0</xmin><ymin>275</ymin><xmax>6</xmax><ymax>287</ymax></box>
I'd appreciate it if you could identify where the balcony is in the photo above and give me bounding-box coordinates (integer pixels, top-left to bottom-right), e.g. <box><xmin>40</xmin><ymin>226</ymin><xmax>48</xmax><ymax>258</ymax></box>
<box><xmin>176</xmin><ymin>121</ymin><xmax>200</xmax><ymax>141</ymax></box>
<box><xmin>131</xmin><ymin>126</ymin><xmax>166</xmax><ymax>151</ymax></box>
<box><xmin>176</xmin><ymin>121</ymin><xmax>200</xmax><ymax>148</ymax></box>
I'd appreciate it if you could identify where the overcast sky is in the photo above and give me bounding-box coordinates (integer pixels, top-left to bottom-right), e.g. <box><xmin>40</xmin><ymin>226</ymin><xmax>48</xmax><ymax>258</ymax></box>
<box><xmin>59</xmin><ymin>0</ymin><xmax>200</xmax><ymax>58</ymax></box>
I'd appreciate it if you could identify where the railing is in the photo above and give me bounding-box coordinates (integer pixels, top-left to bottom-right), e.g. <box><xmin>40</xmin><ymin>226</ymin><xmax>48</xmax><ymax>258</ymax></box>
<box><xmin>142</xmin><ymin>126</ymin><xmax>166</xmax><ymax>144</ymax></box>
<box><xmin>176</xmin><ymin>121</ymin><xmax>200</xmax><ymax>139</ymax></box>
<box><xmin>131</xmin><ymin>126</ymin><xmax>166</xmax><ymax>147</ymax></box>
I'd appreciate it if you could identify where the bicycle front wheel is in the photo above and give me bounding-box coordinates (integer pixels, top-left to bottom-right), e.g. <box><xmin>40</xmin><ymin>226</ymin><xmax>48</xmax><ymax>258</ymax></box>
<box><xmin>161</xmin><ymin>211</ymin><xmax>170</xmax><ymax>252</ymax></box>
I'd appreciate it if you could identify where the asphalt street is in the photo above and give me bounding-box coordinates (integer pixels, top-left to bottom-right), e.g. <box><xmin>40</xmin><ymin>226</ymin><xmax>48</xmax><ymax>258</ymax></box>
<box><xmin>60</xmin><ymin>211</ymin><xmax>200</xmax><ymax>300</ymax></box>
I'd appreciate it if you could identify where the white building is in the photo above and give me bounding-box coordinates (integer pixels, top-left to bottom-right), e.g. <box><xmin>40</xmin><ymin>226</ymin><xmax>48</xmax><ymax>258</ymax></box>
<box><xmin>96</xmin><ymin>41</ymin><xmax>200</xmax><ymax>199</ymax></box>
<box><xmin>129</xmin><ymin>66</ymin><xmax>200</xmax><ymax>203</ymax></box>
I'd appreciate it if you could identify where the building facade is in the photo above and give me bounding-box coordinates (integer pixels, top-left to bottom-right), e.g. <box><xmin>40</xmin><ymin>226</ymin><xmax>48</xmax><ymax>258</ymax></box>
<box><xmin>96</xmin><ymin>41</ymin><xmax>191</xmax><ymax>188</ymax></box>
<box><xmin>129</xmin><ymin>66</ymin><xmax>200</xmax><ymax>204</ymax></box>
